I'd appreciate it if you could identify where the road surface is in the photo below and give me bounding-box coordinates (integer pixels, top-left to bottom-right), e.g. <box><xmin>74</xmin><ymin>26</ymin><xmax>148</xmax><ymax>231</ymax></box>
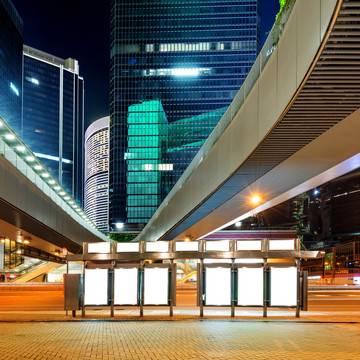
<box><xmin>0</xmin><ymin>285</ymin><xmax>359</xmax><ymax>311</ymax></box>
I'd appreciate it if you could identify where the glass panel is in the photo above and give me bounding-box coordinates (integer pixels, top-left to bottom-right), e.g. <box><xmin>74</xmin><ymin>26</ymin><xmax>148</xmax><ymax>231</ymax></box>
<box><xmin>204</xmin><ymin>267</ymin><xmax>231</xmax><ymax>306</ymax></box>
<box><xmin>114</xmin><ymin>268</ymin><xmax>138</xmax><ymax>305</ymax></box>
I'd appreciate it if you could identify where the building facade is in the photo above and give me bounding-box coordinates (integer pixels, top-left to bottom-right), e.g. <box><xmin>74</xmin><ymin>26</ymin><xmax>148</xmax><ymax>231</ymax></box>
<box><xmin>84</xmin><ymin>117</ymin><xmax>110</xmax><ymax>233</ymax></box>
<box><xmin>110</xmin><ymin>0</ymin><xmax>261</xmax><ymax>230</ymax></box>
<box><xmin>126</xmin><ymin>101</ymin><xmax>168</xmax><ymax>224</ymax></box>
<box><xmin>0</xmin><ymin>0</ymin><xmax>22</xmax><ymax>132</ymax></box>
<box><xmin>22</xmin><ymin>46</ymin><xmax>84</xmax><ymax>204</ymax></box>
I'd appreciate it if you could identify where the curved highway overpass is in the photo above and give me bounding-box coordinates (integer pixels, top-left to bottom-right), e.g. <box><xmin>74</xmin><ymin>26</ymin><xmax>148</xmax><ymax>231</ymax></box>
<box><xmin>137</xmin><ymin>0</ymin><xmax>360</xmax><ymax>242</ymax></box>
<box><xmin>0</xmin><ymin>118</ymin><xmax>109</xmax><ymax>255</ymax></box>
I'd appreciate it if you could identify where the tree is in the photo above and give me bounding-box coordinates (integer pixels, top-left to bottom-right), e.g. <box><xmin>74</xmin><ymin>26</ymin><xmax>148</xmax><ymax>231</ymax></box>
<box><xmin>109</xmin><ymin>233</ymin><xmax>137</xmax><ymax>242</ymax></box>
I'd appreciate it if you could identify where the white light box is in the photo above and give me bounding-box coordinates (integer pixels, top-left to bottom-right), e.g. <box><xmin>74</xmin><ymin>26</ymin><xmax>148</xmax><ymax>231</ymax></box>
<box><xmin>269</xmin><ymin>240</ymin><xmax>295</xmax><ymax>251</ymax></box>
<box><xmin>87</xmin><ymin>242</ymin><xmax>111</xmax><ymax>253</ymax></box>
<box><xmin>205</xmin><ymin>240</ymin><xmax>230</xmax><ymax>252</ymax></box>
<box><xmin>237</xmin><ymin>267</ymin><xmax>263</xmax><ymax>306</ymax></box>
<box><xmin>235</xmin><ymin>259</ymin><xmax>263</xmax><ymax>264</ymax></box>
<box><xmin>175</xmin><ymin>241</ymin><xmax>199</xmax><ymax>252</ymax></box>
<box><xmin>270</xmin><ymin>267</ymin><xmax>297</xmax><ymax>307</ymax></box>
<box><xmin>205</xmin><ymin>267</ymin><xmax>231</xmax><ymax>306</ymax></box>
<box><xmin>145</xmin><ymin>241</ymin><xmax>169</xmax><ymax>252</ymax></box>
<box><xmin>84</xmin><ymin>269</ymin><xmax>108</xmax><ymax>305</ymax></box>
<box><xmin>204</xmin><ymin>259</ymin><xmax>231</xmax><ymax>264</ymax></box>
<box><xmin>144</xmin><ymin>268</ymin><xmax>169</xmax><ymax>305</ymax></box>
<box><xmin>237</xmin><ymin>240</ymin><xmax>262</xmax><ymax>251</ymax></box>
<box><xmin>117</xmin><ymin>242</ymin><xmax>140</xmax><ymax>253</ymax></box>
<box><xmin>114</xmin><ymin>268</ymin><xmax>138</xmax><ymax>305</ymax></box>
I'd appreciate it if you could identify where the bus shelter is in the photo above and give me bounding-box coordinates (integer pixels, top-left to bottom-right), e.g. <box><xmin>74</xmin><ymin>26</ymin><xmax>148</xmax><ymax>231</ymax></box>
<box><xmin>65</xmin><ymin>238</ymin><xmax>318</xmax><ymax>318</ymax></box>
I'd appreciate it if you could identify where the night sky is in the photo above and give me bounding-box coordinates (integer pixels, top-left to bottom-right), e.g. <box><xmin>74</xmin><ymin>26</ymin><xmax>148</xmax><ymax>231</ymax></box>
<box><xmin>12</xmin><ymin>0</ymin><xmax>279</xmax><ymax>129</ymax></box>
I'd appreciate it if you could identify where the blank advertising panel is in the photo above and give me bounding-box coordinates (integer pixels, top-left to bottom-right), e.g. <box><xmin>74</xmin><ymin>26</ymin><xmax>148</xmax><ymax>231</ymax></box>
<box><xmin>87</xmin><ymin>242</ymin><xmax>111</xmax><ymax>253</ymax></box>
<box><xmin>270</xmin><ymin>267</ymin><xmax>297</xmax><ymax>306</ymax></box>
<box><xmin>114</xmin><ymin>268</ymin><xmax>138</xmax><ymax>305</ymax></box>
<box><xmin>205</xmin><ymin>267</ymin><xmax>231</xmax><ymax>306</ymax></box>
<box><xmin>84</xmin><ymin>269</ymin><xmax>108</xmax><ymax>305</ymax></box>
<box><xmin>237</xmin><ymin>268</ymin><xmax>263</xmax><ymax>306</ymax></box>
<box><xmin>144</xmin><ymin>268</ymin><xmax>169</xmax><ymax>305</ymax></box>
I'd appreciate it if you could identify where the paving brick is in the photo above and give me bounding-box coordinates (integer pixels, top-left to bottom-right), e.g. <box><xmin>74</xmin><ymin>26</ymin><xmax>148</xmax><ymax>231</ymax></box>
<box><xmin>0</xmin><ymin>321</ymin><xmax>359</xmax><ymax>359</ymax></box>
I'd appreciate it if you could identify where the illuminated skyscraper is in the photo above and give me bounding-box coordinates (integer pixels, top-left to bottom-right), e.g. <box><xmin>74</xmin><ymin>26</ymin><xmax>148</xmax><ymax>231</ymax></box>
<box><xmin>84</xmin><ymin>117</ymin><xmax>110</xmax><ymax>233</ymax></box>
<box><xmin>0</xmin><ymin>0</ymin><xmax>22</xmax><ymax>132</ymax></box>
<box><xmin>110</xmin><ymin>0</ymin><xmax>261</xmax><ymax>230</ymax></box>
<box><xmin>22</xmin><ymin>46</ymin><xmax>84</xmax><ymax>204</ymax></box>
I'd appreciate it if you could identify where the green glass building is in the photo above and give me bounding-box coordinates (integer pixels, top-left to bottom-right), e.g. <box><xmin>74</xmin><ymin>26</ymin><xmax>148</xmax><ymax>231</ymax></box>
<box><xmin>126</xmin><ymin>101</ymin><xmax>168</xmax><ymax>223</ymax></box>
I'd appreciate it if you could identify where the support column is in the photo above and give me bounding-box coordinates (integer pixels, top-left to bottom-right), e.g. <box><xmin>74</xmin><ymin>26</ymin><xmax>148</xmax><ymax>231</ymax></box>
<box><xmin>110</xmin><ymin>261</ymin><xmax>115</xmax><ymax>317</ymax></box>
<box><xmin>263</xmin><ymin>259</ymin><xmax>267</xmax><ymax>318</ymax></box>
<box><xmin>140</xmin><ymin>259</ymin><xmax>144</xmax><ymax>317</ymax></box>
<box><xmin>301</xmin><ymin>270</ymin><xmax>308</xmax><ymax>311</ymax></box>
<box><xmin>231</xmin><ymin>258</ymin><xmax>235</xmax><ymax>318</ymax></box>
<box><xmin>199</xmin><ymin>258</ymin><xmax>204</xmax><ymax>318</ymax></box>
<box><xmin>170</xmin><ymin>259</ymin><xmax>174</xmax><ymax>317</ymax></box>
<box><xmin>81</xmin><ymin>260</ymin><xmax>86</xmax><ymax>318</ymax></box>
<box><xmin>296</xmin><ymin>259</ymin><xmax>301</xmax><ymax>318</ymax></box>
<box><xmin>65</xmin><ymin>260</ymin><xmax>69</xmax><ymax>316</ymax></box>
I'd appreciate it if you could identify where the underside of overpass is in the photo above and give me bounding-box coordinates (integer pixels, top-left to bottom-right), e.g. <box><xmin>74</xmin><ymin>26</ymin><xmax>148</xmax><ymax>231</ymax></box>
<box><xmin>137</xmin><ymin>0</ymin><xmax>360</xmax><ymax>242</ymax></box>
<box><xmin>0</xmin><ymin>131</ymin><xmax>109</xmax><ymax>257</ymax></box>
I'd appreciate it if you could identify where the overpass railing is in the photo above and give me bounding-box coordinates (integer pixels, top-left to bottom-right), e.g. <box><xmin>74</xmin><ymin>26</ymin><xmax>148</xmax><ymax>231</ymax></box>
<box><xmin>0</xmin><ymin>115</ymin><xmax>108</xmax><ymax>241</ymax></box>
<box><xmin>65</xmin><ymin>237</ymin><xmax>318</xmax><ymax>318</ymax></box>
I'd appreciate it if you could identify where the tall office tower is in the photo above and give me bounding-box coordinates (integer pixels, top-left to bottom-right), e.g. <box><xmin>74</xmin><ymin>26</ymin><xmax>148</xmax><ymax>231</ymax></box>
<box><xmin>110</xmin><ymin>0</ymin><xmax>261</xmax><ymax>230</ymax></box>
<box><xmin>0</xmin><ymin>0</ymin><xmax>23</xmax><ymax>133</ymax></box>
<box><xmin>22</xmin><ymin>46</ymin><xmax>84</xmax><ymax>204</ymax></box>
<box><xmin>84</xmin><ymin>117</ymin><xmax>110</xmax><ymax>233</ymax></box>
<box><xmin>126</xmin><ymin>101</ymin><xmax>168</xmax><ymax>224</ymax></box>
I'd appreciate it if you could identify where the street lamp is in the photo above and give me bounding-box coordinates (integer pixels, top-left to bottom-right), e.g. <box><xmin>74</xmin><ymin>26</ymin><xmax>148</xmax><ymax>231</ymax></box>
<box><xmin>250</xmin><ymin>195</ymin><xmax>263</xmax><ymax>205</ymax></box>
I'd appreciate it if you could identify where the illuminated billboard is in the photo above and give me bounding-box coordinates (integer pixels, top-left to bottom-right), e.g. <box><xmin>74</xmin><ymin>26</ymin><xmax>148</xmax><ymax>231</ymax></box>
<box><xmin>144</xmin><ymin>267</ymin><xmax>169</xmax><ymax>305</ymax></box>
<box><xmin>270</xmin><ymin>267</ymin><xmax>297</xmax><ymax>306</ymax></box>
<box><xmin>88</xmin><ymin>242</ymin><xmax>111</xmax><ymax>253</ymax></box>
<box><xmin>237</xmin><ymin>267</ymin><xmax>263</xmax><ymax>306</ymax></box>
<box><xmin>205</xmin><ymin>267</ymin><xmax>231</xmax><ymax>306</ymax></box>
<box><xmin>114</xmin><ymin>268</ymin><xmax>138</xmax><ymax>305</ymax></box>
<box><xmin>84</xmin><ymin>269</ymin><xmax>108</xmax><ymax>305</ymax></box>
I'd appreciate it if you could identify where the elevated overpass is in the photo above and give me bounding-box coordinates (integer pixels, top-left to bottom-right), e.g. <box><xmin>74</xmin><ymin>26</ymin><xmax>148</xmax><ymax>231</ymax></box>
<box><xmin>137</xmin><ymin>0</ymin><xmax>360</xmax><ymax>242</ymax></box>
<box><xmin>0</xmin><ymin>116</ymin><xmax>108</xmax><ymax>256</ymax></box>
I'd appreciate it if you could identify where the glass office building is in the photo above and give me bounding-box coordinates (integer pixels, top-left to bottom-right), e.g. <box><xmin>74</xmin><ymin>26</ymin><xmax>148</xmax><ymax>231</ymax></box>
<box><xmin>167</xmin><ymin>107</ymin><xmax>227</xmax><ymax>185</ymax></box>
<box><xmin>0</xmin><ymin>0</ymin><xmax>23</xmax><ymax>133</ymax></box>
<box><xmin>22</xmin><ymin>46</ymin><xmax>85</xmax><ymax>204</ymax></box>
<box><xmin>84</xmin><ymin>117</ymin><xmax>110</xmax><ymax>233</ymax></box>
<box><xmin>110</xmin><ymin>0</ymin><xmax>261</xmax><ymax>229</ymax></box>
<box><xmin>126</xmin><ymin>101</ymin><xmax>168</xmax><ymax>224</ymax></box>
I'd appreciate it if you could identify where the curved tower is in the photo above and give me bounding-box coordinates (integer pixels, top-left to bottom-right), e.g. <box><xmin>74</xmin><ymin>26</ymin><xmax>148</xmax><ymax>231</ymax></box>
<box><xmin>84</xmin><ymin>116</ymin><xmax>110</xmax><ymax>233</ymax></box>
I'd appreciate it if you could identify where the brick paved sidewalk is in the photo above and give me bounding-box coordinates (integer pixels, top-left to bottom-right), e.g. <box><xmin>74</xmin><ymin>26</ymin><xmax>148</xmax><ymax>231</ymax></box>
<box><xmin>0</xmin><ymin>321</ymin><xmax>359</xmax><ymax>359</ymax></box>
